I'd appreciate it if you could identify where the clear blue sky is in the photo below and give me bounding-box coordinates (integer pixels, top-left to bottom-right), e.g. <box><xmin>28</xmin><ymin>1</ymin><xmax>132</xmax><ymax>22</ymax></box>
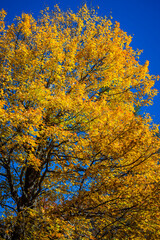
<box><xmin>1</xmin><ymin>0</ymin><xmax>160</xmax><ymax>123</ymax></box>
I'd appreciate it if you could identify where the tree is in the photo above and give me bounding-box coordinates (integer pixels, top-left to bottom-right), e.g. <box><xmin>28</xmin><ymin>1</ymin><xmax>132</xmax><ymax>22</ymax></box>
<box><xmin>0</xmin><ymin>5</ymin><xmax>160</xmax><ymax>239</ymax></box>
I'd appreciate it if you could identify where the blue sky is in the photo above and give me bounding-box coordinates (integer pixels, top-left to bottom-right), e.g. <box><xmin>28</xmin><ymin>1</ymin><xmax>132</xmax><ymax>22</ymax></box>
<box><xmin>1</xmin><ymin>0</ymin><xmax>160</xmax><ymax>123</ymax></box>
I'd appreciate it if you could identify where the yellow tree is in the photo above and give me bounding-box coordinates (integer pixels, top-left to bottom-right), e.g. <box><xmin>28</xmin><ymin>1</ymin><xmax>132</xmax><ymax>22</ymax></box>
<box><xmin>0</xmin><ymin>5</ymin><xmax>160</xmax><ymax>239</ymax></box>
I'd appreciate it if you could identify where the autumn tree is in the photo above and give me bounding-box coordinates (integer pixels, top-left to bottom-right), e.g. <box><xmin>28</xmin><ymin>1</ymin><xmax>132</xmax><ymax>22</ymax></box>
<box><xmin>0</xmin><ymin>5</ymin><xmax>160</xmax><ymax>239</ymax></box>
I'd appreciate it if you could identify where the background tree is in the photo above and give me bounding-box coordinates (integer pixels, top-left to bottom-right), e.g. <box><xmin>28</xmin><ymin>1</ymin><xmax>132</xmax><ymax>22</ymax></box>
<box><xmin>0</xmin><ymin>5</ymin><xmax>160</xmax><ymax>239</ymax></box>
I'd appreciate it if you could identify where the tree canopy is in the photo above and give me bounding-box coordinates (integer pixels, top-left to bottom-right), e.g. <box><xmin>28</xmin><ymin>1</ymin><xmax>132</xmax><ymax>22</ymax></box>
<box><xmin>0</xmin><ymin>5</ymin><xmax>160</xmax><ymax>240</ymax></box>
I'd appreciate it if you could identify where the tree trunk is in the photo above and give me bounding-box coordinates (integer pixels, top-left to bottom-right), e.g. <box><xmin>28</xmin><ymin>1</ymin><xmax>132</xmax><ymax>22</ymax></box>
<box><xmin>11</xmin><ymin>221</ymin><xmax>24</xmax><ymax>240</ymax></box>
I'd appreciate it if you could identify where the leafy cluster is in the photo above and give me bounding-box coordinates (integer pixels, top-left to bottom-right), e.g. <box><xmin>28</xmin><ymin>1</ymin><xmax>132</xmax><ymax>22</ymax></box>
<box><xmin>0</xmin><ymin>5</ymin><xmax>160</xmax><ymax>239</ymax></box>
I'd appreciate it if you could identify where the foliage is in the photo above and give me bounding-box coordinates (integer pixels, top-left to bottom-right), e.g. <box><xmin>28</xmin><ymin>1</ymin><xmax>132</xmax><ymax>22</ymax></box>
<box><xmin>0</xmin><ymin>5</ymin><xmax>160</xmax><ymax>239</ymax></box>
